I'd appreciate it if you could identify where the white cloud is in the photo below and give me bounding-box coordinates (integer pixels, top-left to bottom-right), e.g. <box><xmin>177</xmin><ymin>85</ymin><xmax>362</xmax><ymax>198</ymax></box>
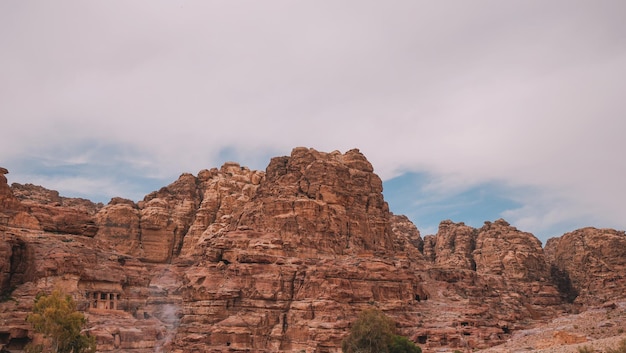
<box><xmin>1</xmin><ymin>1</ymin><xmax>625</xmax><ymax>238</ymax></box>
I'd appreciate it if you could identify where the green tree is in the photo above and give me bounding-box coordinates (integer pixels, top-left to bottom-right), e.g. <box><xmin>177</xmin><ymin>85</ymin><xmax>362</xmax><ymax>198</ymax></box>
<box><xmin>341</xmin><ymin>308</ymin><xmax>420</xmax><ymax>353</ymax></box>
<box><xmin>389</xmin><ymin>335</ymin><xmax>421</xmax><ymax>353</ymax></box>
<box><xmin>26</xmin><ymin>290</ymin><xmax>96</xmax><ymax>353</ymax></box>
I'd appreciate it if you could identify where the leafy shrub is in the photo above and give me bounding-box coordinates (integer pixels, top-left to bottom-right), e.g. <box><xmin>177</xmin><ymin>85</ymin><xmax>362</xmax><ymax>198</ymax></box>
<box><xmin>577</xmin><ymin>345</ymin><xmax>595</xmax><ymax>353</ymax></box>
<box><xmin>26</xmin><ymin>290</ymin><xmax>96</xmax><ymax>353</ymax></box>
<box><xmin>342</xmin><ymin>308</ymin><xmax>421</xmax><ymax>353</ymax></box>
<box><xmin>389</xmin><ymin>335</ymin><xmax>421</xmax><ymax>353</ymax></box>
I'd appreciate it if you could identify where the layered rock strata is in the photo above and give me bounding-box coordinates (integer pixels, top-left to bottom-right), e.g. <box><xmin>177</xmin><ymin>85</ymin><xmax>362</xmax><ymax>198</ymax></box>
<box><xmin>545</xmin><ymin>227</ymin><xmax>626</xmax><ymax>306</ymax></box>
<box><xmin>1</xmin><ymin>147</ymin><xmax>625</xmax><ymax>353</ymax></box>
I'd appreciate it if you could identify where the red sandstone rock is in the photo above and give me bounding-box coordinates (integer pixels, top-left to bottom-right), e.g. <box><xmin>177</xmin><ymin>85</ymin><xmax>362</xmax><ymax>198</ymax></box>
<box><xmin>0</xmin><ymin>168</ymin><xmax>27</xmax><ymax>226</ymax></box>
<box><xmin>427</xmin><ymin>220</ymin><xmax>476</xmax><ymax>269</ymax></box>
<box><xmin>94</xmin><ymin>198</ymin><xmax>141</xmax><ymax>255</ymax></box>
<box><xmin>10</xmin><ymin>183</ymin><xmax>100</xmax><ymax>235</ymax></box>
<box><xmin>234</xmin><ymin>148</ymin><xmax>395</xmax><ymax>256</ymax></box>
<box><xmin>545</xmin><ymin>227</ymin><xmax>626</xmax><ymax>306</ymax></box>
<box><xmin>1</xmin><ymin>149</ymin><xmax>625</xmax><ymax>353</ymax></box>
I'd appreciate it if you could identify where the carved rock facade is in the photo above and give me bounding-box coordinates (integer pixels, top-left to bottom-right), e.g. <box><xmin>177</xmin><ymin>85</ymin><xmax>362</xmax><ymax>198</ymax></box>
<box><xmin>1</xmin><ymin>148</ymin><xmax>625</xmax><ymax>353</ymax></box>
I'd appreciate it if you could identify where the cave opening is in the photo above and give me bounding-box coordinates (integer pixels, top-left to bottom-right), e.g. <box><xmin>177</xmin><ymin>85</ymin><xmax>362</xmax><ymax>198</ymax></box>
<box><xmin>6</xmin><ymin>336</ymin><xmax>30</xmax><ymax>350</ymax></box>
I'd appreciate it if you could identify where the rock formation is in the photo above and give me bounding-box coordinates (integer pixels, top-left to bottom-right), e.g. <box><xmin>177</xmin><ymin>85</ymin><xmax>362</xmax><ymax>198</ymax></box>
<box><xmin>545</xmin><ymin>227</ymin><xmax>626</xmax><ymax>306</ymax></box>
<box><xmin>0</xmin><ymin>147</ymin><xmax>625</xmax><ymax>353</ymax></box>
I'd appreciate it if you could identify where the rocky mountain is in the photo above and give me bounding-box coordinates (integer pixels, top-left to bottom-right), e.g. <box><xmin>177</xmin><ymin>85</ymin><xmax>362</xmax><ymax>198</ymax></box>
<box><xmin>1</xmin><ymin>148</ymin><xmax>624</xmax><ymax>353</ymax></box>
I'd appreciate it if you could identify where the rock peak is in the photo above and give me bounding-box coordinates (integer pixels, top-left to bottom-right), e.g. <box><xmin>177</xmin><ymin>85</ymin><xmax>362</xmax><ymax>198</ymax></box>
<box><xmin>2</xmin><ymin>148</ymin><xmax>626</xmax><ymax>353</ymax></box>
<box><xmin>236</xmin><ymin>146</ymin><xmax>393</xmax><ymax>254</ymax></box>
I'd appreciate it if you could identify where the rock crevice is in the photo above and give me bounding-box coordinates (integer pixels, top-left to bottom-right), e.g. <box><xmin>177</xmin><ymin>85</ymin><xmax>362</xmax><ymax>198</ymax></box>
<box><xmin>1</xmin><ymin>149</ymin><xmax>625</xmax><ymax>352</ymax></box>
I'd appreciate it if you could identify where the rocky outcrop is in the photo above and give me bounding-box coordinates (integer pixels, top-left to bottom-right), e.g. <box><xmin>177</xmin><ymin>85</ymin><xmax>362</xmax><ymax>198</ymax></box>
<box><xmin>0</xmin><ymin>168</ymin><xmax>33</xmax><ymax>229</ymax></box>
<box><xmin>93</xmin><ymin>162</ymin><xmax>264</xmax><ymax>263</ymax></box>
<box><xmin>94</xmin><ymin>198</ymin><xmax>141</xmax><ymax>255</ymax></box>
<box><xmin>414</xmin><ymin>219</ymin><xmax>563</xmax><ymax>351</ymax></box>
<box><xmin>545</xmin><ymin>227</ymin><xmax>626</xmax><ymax>306</ymax></box>
<box><xmin>9</xmin><ymin>183</ymin><xmax>101</xmax><ymax>236</ymax></box>
<box><xmin>171</xmin><ymin>148</ymin><xmax>423</xmax><ymax>352</ymax></box>
<box><xmin>424</xmin><ymin>219</ymin><xmax>561</xmax><ymax>303</ymax></box>
<box><xmin>0</xmin><ymin>226</ymin><xmax>178</xmax><ymax>352</ymax></box>
<box><xmin>423</xmin><ymin>220</ymin><xmax>476</xmax><ymax>269</ymax></box>
<box><xmin>178</xmin><ymin>162</ymin><xmax>264</xmax><ymax>259</ymax></box>
<box><xmin>0</xmin><ymin>168</ymin><xmax>21</xmax><ymax>213</ymax></box>
<box><xmin>234</xmin><ymin>148</ymin><xmax>395</xmax><ymax>255</ymax></box>
<box><xmin>136</xmin><ymin>173</ymin><xmax>201</xmax><ymax>263</ymax></box>
<box><xmin>1</xmin><ymin>149</ymin><xmax>625</xmax><ymax>353</ymax></box>
<box><xmin>0</xmin><ymin>233</ymin><xmax>27</xmax><ymax>295</ymax></box>
<box><xmin>390</xmin><ymin>214</ymin><xmax>424</xmax><ymax>257</ymax></box>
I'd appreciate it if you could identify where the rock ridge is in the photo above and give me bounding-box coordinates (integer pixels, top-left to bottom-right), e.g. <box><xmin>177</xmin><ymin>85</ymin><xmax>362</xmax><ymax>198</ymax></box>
<box><xmin>1</xmin><ymin>148</ymin><xmax>625</xmax><ymax>353</ymax></box>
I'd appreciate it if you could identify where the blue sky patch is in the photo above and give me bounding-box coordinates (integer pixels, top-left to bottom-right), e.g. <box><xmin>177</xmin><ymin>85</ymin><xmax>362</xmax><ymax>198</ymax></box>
<box><xmin>383</xmin><ymin>172</ymin><xmax>524</xmax><ymax>236</ymax></box>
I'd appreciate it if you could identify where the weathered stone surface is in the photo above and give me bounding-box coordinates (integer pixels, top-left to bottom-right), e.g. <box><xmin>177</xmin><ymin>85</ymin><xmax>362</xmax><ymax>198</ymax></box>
<box><xmin>235</xmin><ymin>148</ymin><xmax>394</xmax><ymax>256</ymax></box>
<box><xmin>427</xmin><ymin>220</ymin><xmax>476</xmax><ymax>269</ymax></box>
<box><xmin>390</xmin><ymin>214</ymin><xmax>424</xmax><ymax>257</ymax></box>
<box><xmin>10</xmin><ymin>183</ymin><xmax>101</xmax><ymax>235</ymax></box>
<box><xmin>94</xmin><ymin>198</ymin><xmax>141</xmax><ymax>255</ymax></box>
<box><xmin>545</xmin><ymin>227</ymin><xmax>626</xmax><ymax>306</ymax></box>
<box><xmin>0</xmin><ymin>228</ymin><xmax>175</xmax><ymax>352</ymax></box>
<box><xmin>0</xmin><ymin>168</ymin><xmax>27</xmax><ymax>227</ymax></box>
<box><xmin>179</xmin><ymin>163</ymin><xmax>264</xmax><ymax>258</ymax></box>
<box><xmin>1</xmin><ymin>148</ymin><xmax>625</xmax><ymax>353</ymax></box>
<box><xmin>0</xmin><ymin>233</ymin><xmax>27</xmax><ymax>294</ymax></box>
<box><xmin>137</xmin><ymin>173</ymin><xmax>201</xmax><ymax>263</ymax></box>
<box><xmin>413</xmin><ymin>219</ymin><xmax>564</xmax><ymax>351</ymax></box>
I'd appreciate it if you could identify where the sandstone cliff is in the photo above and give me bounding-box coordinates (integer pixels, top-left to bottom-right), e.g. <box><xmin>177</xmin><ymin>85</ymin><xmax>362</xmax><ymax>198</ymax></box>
<box><xmin>1</xmin><ymin>148</ymin><xmax>624</xmax><ymax>353</ymax></box>
<box><xmin>545</xmin><ymin>227</ymin><xmax>626</xmax><ymax>306</ymax></box>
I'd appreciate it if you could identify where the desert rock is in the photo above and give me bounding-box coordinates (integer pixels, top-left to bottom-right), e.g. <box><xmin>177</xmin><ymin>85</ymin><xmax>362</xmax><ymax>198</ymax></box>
<box><xmin>545</xmin><ymin>227</ymin><xmax>626</xmax><ymax>306</ymax></box>
<box><xmin>0</xmin><ymin>149</ymin><xmax>625</xmax><ymax>353</ymax></box>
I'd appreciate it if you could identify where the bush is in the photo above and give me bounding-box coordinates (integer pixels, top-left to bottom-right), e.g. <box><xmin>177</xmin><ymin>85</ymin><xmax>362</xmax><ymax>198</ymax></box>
<box><xmin>389</xmin><ymin>335</ymin><xmax>421</xmax><ymax>353</ymax></box>
<box><xmin>26</xmin><ymin>290</ymin><xmax>96</xmax><ymax>353</ymax></box>
<box><xmin>342</xmin><ymin>308</ymin><xmax>420</xmax><ymax>353</ymax></box>
<box><xmin>577</xmin><ymin>345</ymin><xmax>595</xmax><ymax>353</ymax></box>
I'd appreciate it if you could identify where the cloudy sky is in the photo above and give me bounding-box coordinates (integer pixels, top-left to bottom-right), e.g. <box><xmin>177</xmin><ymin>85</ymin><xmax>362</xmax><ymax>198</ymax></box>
<box><xmin>1</xmin><ymin>1</ymin><xmax>625</xmax><ymax>243</ymax></box>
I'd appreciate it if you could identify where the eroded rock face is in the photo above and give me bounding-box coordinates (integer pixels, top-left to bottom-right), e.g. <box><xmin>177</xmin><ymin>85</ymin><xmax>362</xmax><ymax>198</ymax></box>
<box><xmin>415</xmin><ymin>219</ymin><xmax>563</xmax><ymax>351</ymax></box>
<box><xmin>235</xmin><ymin>148</ymin><xmax>394</xmax><ymax>255</ymax></box>
<box><xmin>176</xmin><ymin>239</ymin><xmax>420</xmax><ymax>352</ymax></box>
<box><xmin>0</xmin><ymin>234</ymin><xmax>27</xmax><ymax>294</ymax></box>
<box><xmin>474</xmin><ymin>219</ymin><xmax>551</xmax><ymax>282</ymax></box>
<box><xmin>390</xmin><ymin>214</ymin><xmax>424</xmax><ymax>258</ymax></box>
<box><xmin>0</xmin><ymin>226</ymin><xmax>175</xmax><ymax>352</ymax></box>
<box><xmin>171</xmin><ymin>148</ymin><xmax>421</xmax><ymax>352</ymax></box>
<box><xmin>1</xmin><ymin>149</ymin><xmax>625</xmax><ymax>353</ymax></box>
<box><xmin>425</xmin><ymin>220</ymin><xmax>476</xmax><ymax>269</ymax></box>
<box><xmin>137</xmin><ymin>173</ymin><xmax>202</xmax><ymax>263</ymax></box>
<box><xmin>10</xmin><ymin>183</ymin><xmax>101</xmax><ymax>236</ymax></box>
<box><xmin>94</xmin><ymin>198</ymin><xmax>141</xmax><ymax>255</ymax></box>
<box><xmin>179</xmin><ymin>162</ymin><xmax>264</xmax><ymax>259</ymax></box>
<box><xmin>94</xmin><ymin>163</ymin><xmax>265</xmax><ymax>263</ymax></box>
<box><xmin>0</xmin><ymin>168</ymin><xmax>19</xmax><ymax>211</ymax></box>
<box><xmin>545</xmin><ymin>227</ymin><xmax>626</xmax><ymax>306</ymax></box>
<box><xmin>0</xmin><ymin>168</ymin><xmax>33</xmax><ymax>229</ymax></box>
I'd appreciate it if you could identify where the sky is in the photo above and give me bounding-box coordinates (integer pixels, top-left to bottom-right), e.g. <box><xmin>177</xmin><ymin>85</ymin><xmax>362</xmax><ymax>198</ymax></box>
<box><xmin>1</xmin><ymin>1</ymin><xmax>625</xmax><ymax>244</ymax></box>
